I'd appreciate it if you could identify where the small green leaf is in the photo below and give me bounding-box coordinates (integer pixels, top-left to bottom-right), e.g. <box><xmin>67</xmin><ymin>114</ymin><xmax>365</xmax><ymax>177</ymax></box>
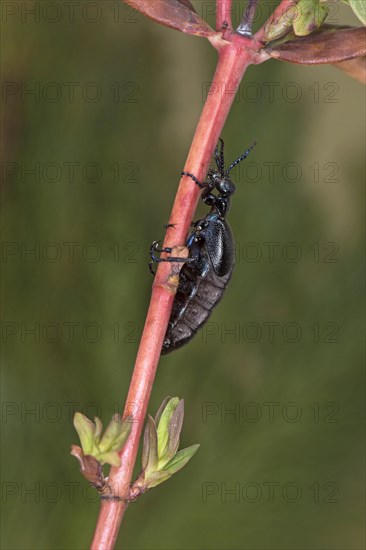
<box><xmin>348</xmin><ymin>0</ymin><xmax>366</xmax><ymax>24</ymax></box>
<box><xmin>293</xmin><ymin>0</ymin><xmax>328</xmax><ymax>36</ymax></box>
<box><xmin>264</xmin><ymin>8</ymin><xmax>296</xmax><ymax>42</ymax></box>
<box><xmin>99</xmin><ymin>414</ymin><xmax>121</xmax><ymax>451</ymax></box>
<box><xmin>73</xmin><ymin>412</ymin><xmax>131</xmax><ymax>469</ymax></box>
<box><xmin>156</xmin><ymin>397</ymin><xmax>180</xmax><ymax>459</ymax></box>
<box><xmin>109</xmin><ymin>418</ymin><xmax>132</xmax><ymax>452</ymax></box>
<box><xmin>95</xmin><ymin>450</ymin><xmax>121</xmax><ymax>467</ymax></box>
<box><xmin>154</xmin><ymin>396</ymin><xmax>171</xmax><ymax>426</ymax></box>
<box><xmin>131</xmin><ymin>397</ymin><xmax>200</xmax><ymax>497</ymax></box>
<box><xmin>94</xmin><ymin>417</ymin><xmax>103</xmax><ymax>445</ymax></box>
<box><xmin>73</xmin><ymin>413</ymin><xmax>96</xmax><ymax>455</ymax></box>
<box><xmin>99</xmin><ymin>414</ymin><xmax>131</xmax><ymax>453</ymax></box>
<box><xmin>163</xmin><ymin>444</ymin><xmax>200</xmax><ymax>475</ymax></box>
<box><xmin>143</xmin><ymin>469</ymin><xmax>172</xmax><ymax>489</ymax></box>
<box><xmin>166</xmin><ymin>399</ymin><xmax>184</xmax><ymax>462</ymax></box>
<box><xmin>142</xmin><ymin>415</ymin><xmax>158</xmax><ymax>472</ymax></box>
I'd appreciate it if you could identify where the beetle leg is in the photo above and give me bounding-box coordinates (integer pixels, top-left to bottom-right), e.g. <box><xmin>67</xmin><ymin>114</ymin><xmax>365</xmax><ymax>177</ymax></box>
<box><xmin>181</xmin><ymin>171</ymin><xmax>207</xmax><ymax>189</ymax></box>
<box><xmin>149</xmin><ymin>256</ymin><xmax>190</xmax><ymax>276</ymax></box>
<box><xmin>151</xmin><ymin>240</ymin><xmax>194</xmax><ymax>260</ymax></box>
<box><xmin>149</xmin><ymin>261</ymin><xmax>156</xmax><ymax>275</ymax></box>
<box><xmin>150</xmin><ymin>240</ymin><xmax>172</xmax><ymax>254</ymax></box>
<box><xmin>150</xmin><ymin>255</ymin><xmax>191</xmax><ymax>264</ymax></box>
<box><xmin>149</xmin><ymin>240</ymin><xmax>193</xmax><ymax>276</ymax></box>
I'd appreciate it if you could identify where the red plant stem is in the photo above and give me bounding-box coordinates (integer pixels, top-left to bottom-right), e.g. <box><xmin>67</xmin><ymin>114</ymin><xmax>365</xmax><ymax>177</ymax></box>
<box><xmin>90</xmin><ymin>30</ymin><xmax>265</xmax><ymax>550</ymax></box>
<box><xmin>216</xmin><ymin>0</ymin><xmax>233</xmax><ymax>30</ymax></box>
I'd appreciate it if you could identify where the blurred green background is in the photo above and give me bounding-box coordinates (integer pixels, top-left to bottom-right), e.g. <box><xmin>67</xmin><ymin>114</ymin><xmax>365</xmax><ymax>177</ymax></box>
<box><xmin>2</xmin><ymin>1</ymin><xmax>365</xmax><ymax>549</ymax></box>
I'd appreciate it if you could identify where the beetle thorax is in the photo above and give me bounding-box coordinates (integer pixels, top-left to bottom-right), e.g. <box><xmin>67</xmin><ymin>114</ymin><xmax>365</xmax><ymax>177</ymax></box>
<box><xmin>215</xmin><ymin>196</ymin><xmax>230</xmax><ymax>218</ymax></box>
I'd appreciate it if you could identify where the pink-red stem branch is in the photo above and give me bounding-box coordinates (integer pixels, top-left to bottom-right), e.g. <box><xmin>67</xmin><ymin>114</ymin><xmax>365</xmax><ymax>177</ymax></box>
<box><xmin>216</xmin><ymin>0</ymin><xmax>233</xmax><ymax>30</ymax></box>
<box><xmin>90</xmin><ymin>24</ymin><xmax>266</xmax><ymax>550</ymax></box>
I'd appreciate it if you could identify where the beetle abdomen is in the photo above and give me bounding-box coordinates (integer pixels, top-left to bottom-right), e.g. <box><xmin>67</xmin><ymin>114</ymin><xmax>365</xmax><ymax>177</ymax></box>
<box><xmin>161</xmin><ymin>260</ymin><xmax>233</xmax><ymax>354</ymax></box>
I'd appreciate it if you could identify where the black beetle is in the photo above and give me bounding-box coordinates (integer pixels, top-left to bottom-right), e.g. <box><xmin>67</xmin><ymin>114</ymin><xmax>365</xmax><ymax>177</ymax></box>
<box><xmin>150</xmin><ymin>138</ymin><xmax>257</xmax><ymax>354</ymax></box>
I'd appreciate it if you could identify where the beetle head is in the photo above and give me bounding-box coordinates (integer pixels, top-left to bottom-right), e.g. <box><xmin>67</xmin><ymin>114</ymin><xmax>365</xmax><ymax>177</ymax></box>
<box><xmin>212</xmin><ymin>138</ymin><xmax>257</xmax><ymax>197</ymax></box>
<box><xmin>211</xmin><ymin>171</ymin><xmax>236</xmax><ymax>197</ymax></box>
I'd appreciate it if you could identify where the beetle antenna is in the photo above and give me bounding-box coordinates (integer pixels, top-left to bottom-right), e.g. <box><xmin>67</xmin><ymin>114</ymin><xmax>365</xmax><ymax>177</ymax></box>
<box><xmin>214</xmin><ymin>142</ymin><xmax>220</xmax><ymax>171</ymax></box>
<box><xmin>214</xmin><ymin>138</ymin><xmax>225</xmax><ymax>174</ymax></box>
<box><xmin>219</xmin><ymin>138</ymin><xmax>225</xmax><ymax>175</ymax></box>
<box><xmin>226</xmin><ymin>140</ymin><xmax>257</xmax><ymax>174</ymax></box>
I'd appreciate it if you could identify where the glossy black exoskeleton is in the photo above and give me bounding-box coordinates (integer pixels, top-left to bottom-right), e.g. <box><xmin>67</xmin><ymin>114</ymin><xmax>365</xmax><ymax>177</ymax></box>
<box><xmin>150</xmin><ymin>138</ymin><xmax>256</xmax><ymax>354</ymax></box>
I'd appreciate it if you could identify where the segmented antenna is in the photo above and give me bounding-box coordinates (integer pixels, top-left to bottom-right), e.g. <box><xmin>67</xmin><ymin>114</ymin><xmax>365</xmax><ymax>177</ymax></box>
<box><xmin>226</xmin><ymin>140</ymin><xmax>257</xmax><ymax>174</ymax></box>
<box><xmin>214</xmin><ymin>138</ymin><xmax>225</xmax><ymax>175</ymax></box>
